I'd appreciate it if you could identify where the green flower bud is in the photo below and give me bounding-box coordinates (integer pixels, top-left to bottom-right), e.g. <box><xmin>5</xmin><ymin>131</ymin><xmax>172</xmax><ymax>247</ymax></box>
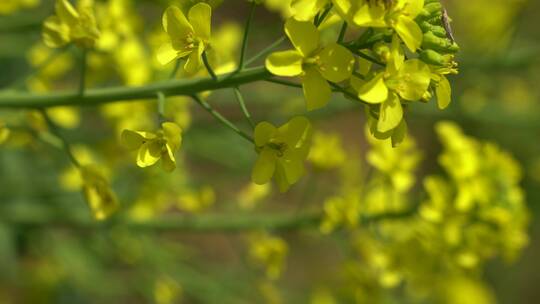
<box><xmin>422</xmin><ymin>32</ymin><xmax>459</xmax><ymax>54</ymax></box>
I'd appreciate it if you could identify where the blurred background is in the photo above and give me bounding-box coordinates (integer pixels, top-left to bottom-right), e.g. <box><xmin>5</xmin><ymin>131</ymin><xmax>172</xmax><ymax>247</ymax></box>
<box><xmin>0</xmin><ymin>0</ymin><xmax>539</xmax><ymax>303</ymax></box>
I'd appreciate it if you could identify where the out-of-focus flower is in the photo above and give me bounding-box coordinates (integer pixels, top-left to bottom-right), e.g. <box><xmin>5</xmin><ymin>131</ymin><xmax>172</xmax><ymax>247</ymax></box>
<box><xmin>154</xmin><ymin>276</ymin><xmax>183</xmax><ymax>304</ymax></box>
<box><xmin>42</xmin><ymin>0</ymin><xmax>100</xmax><ymax>48</ymax></box>
<box><xmin>80</xmin><ymin>164</ymin><xmax>118</xmax><ymax>220</ymax></box>
<box><xmin>121</xmin><ymin>122</ymin><xmax>183</xmax><ymax>172</ymax></box>
<box><xmin>248</xmin><ymin>233</ymin><xmax>288</xmax><ymax>280</ymax></box>
<box><xmin>308</xmin><ymin>131</ymin><xmax>346</xmax><ymax>169</ymax></box>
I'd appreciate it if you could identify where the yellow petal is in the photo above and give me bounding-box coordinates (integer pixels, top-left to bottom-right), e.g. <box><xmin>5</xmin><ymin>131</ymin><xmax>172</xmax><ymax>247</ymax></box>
<box><xmin>42</xmin><ymin>16</ymin><xmax>70</xmax><ymax>48</ymax></box>
<box><xmin>163</xmin><ymin>6</ymin><xmax>193</xmax><ymax>41</ymax></box>
<box><xmin>284</xmin><ymin>18</ymin><xmax>319</xmax><ymax>57</ymax></box>
<box><xmin>279</xmin><ymin>152</ymin><xmax>304</xmax><ymax>185</ymax></box>
<box><xmin>265</xmin><ymin>50</ymin><xmax>304</xmax><ymax>77</ymax></box>
<box><xmin>161</xmin><ymin>145</ymin><xmax>177</xmax><ymax>172</ymax></box>
<box><xmin>436</xmin><ymin>75</ymin><xmax>451</xmax><ymax>109</ymax></box>
<box><xmin>318</xmin><ymin>43</ymin><xmax>355</xmax><ymax>83</ymax></box>
<box><xmin>184</xmin><ymin>42</ymin><xmax>204</xmax><ymax>74</ymax></box>
<box><xmin>302</xmin><ymin>67</ymin><xmax>331</xmax><ymax>111</ymax></box>
<box><xmin>162</xmin><ymin>122</ymin><xmax>183</xmax><ymax>151</ymax></box>
<box><xmin>188</xmin><ymin>3</ymin><xmax>212</xmax><ymax>41</ymax></box>
<box><xmin>157</xmin><ymin>42</ymin><xmax>181</xmax><ymax>65</ymax></box>
<box><xmin>377</xmin><ymin>93</ymin><xmax>403</xmax><ymax>133</ymax></box>
<box><xmin>56</xmin><ymin>0</ymin><xmax>79</xmax><ymax>26</ymax></box>
<box><xmin>136</xmin><ymin>142</ymin><xmax>162</xmax><ymax>167</ymax></box>
<box><xmin>358</xmin><ymin>73</ymin><xmax>388</xmax><ymax>104</ymax></box>
<box><xmin>121</xmin><ymin>130</ymin><xmax>156</xmax><ymax>150</ymax></box>
<box><xmin>252</xmin><ymin>149</ymin><xmax>277</xmax><ymax>185</ymax></box>
<box><xmin>254</xmin><ymin>122</ymin><xmax>277</xmax><ymax>146</ymax></box>
<box><xmin>394</xmin><ymin>16</ymin><xmax>423</xmax><ymax>52</ymax></box>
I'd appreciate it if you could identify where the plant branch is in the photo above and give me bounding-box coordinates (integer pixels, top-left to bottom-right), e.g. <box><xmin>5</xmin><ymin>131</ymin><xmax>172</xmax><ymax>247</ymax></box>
<box><xmin>39</xmin><ymin>109</ymin><xmax>80</xmax><ymax>168</ymax></box>
<box><xmin>238</xmin><ymin>1</ymin><xmax>257</xmax><ymax>70</ymax></box>
<box><xmin>0</xmin><ymin>67</ymin><xmax>271</xmax><ymax>109</ymax></box>
<box><xmin>191</xmin><ymin>94</ymin><xmax>254</xmax><ymax>143</ymax></box>
<box><xmin>233</xmin><ymin>87</ymin><xmax>255</xmax><ymax>128</ymax></box>
<box><xmin>245</xmin><ymin>36</ymin><xmax>286</xmax><ymax>67</ymax></box>
<box><xmin>202</xmin><ymin>51</ymin><xmax>217</xmax><ymax>80</ymax></box>
<box><xmin>1</xmin><ymin>208</ymin><xmax>416</xmax><ymax>233</ymax></box>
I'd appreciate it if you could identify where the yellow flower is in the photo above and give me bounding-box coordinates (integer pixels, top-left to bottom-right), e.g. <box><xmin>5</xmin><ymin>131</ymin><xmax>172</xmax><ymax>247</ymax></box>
<box><xmin>333</xmin><ymin>0</ymin><xmax>424</xmax><ymax>51</ymax></box>
<box><xmin>266</xmin><ymin>18</ymin><xmax>354</xmax><ymax>110</ymax></box>
<box><xmin>308</xmin><ymin>131</ymin><xmax>346</xmax><ymax>169</ymax></box>
<box><xmin>80</xmin><ymin>164</ymin><xmax>118</xmax><ymax>220</ymax></box>
<box><xmin>252</xmin><ymin>116</ymin><xmax>312</xmax><ymax>192</ymax></box>
<box><xmin>0</xmin><ymin>122</ymin><xmax>10</xmax><ymax>144</ymax></box>
<box><xmin>42</xmin><ymin>0</ymin><xmax>100</xmax><ymax>48</ymax></box>
<box><xmin>248</xmin><ymin>233</ymin><xmax>288</xmax><ymax>280</ymax></box>
<box><xmin>353</xmin><ymin>35</ymin><xmax>430</xmax><ymax>133</ymax></box>
<box><xmin>121</xmin><ymin>122</ymin><xmax>183</xmax><ymax>172</ymax></box>
<box><xmin>290</xmin><ymin>0</ymin><xmax>330</xmax><ymax>22</ymax></box>
<box><xmin>157</xmin><ymin>3</ymin><xmax>212</xmax><ymax>74</ymax></box>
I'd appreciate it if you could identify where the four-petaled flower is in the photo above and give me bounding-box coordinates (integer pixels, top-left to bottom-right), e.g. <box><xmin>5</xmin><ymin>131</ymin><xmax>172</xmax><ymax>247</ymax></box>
<box><xmin>266</xmin><ymin>18</ymin><xmax>355</xmax><ymax>111</ymax></box>
<box><xmin>80</xmin><ymin>165</ymin><xmax>118</xmax><ymax>221</ymax></box>
<box><xmin>42</xmin><ymin>0</ymin><xmax>100</xmax><ymax>48</ymax></box>
<box><xmin>157</xmin><ymin>3</ymin><xmax>212</xmax><ymax>74</ymax></box>
<box><xmin>352</xmin><ymin>35</ymin><xmax>430</xmax><ymax>133</ymax></box>
<box><xmin>333</xmin><ymin>0</ymin><xmax>424</xmax><ymax>51</ymax></box>
<box><xmin>121</xmin><ymin>122</ymin><xmax>183</xmax><ymax>172</ymax></box>
<box><xmin>252</xmin><ymin>116</ymin><xmax>312</xmax><ymax>192</ymax></box>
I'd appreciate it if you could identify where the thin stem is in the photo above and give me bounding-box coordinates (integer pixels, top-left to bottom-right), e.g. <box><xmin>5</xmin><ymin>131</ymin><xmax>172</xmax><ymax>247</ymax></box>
<box><xmin>330</xmin><ymin>82</ymin><xmax>369</xmax><ymax>106</ymax></box>
<box><xmin>238</xmin><ymin>1</ymin><xmax>257</xmax><ymax>70</ymax></box>
<box><xmin>244</xmin><ymin>36</ymin><xmax>286</xmax><ymax>67</ymax></box>
<box><xmin>233</xmin><ymin>87</ymin><xmax>255</xmax><ymax>128</ymax></box>
<box><xmin>337</xmin><ymin>21</ymin><xmax>348</xmax><ymax>43</ymax></box>
<box><xmin>315</xmin><ymin>4</ymin><xmax>333</xmax><ymax>27</ymax></box>
<box><xmin>347</xmin><ymin>47</ymin><xmax>385</xmax><ymax>66</ymax></box>
<box><xmin>39</xmin><ymin>109</ymin><xmax>80</xmax><ymax>168</ymax></box>
<box><xmin>169</xmin><ymin>59</ymin><xmax>181</xmax><ymax>79</ymax></box>
<box><xmin>0</xmin><ymin>66</ymin><xmax>271</xmax><ymax>109</ymax></box>
<box><xmin>265</xmin><ymin>78</ymin><xmax>303</xmax><ymax>89</ymax></box>
<box><xmin>202</xmin><ymin>51</ymin><xmax>217</xmax><ymax>80</ymax></box>
<box><xmin>79</xmin><ymin>49</ymin><xmax>88</xmax><ymax>96</ymax></box>
<box><xmin>191</xmin><ymin>94</ymin><xmax>254</xmax><ymax>143</ymax></box>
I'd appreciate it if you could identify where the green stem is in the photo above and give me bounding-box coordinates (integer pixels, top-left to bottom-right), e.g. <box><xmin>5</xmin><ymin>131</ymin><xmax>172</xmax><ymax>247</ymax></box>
<box><xmin>169</xmin><ymin>59</ymin><xmax>181</xmax><ymax>79</ymax></box>
<box><xmin>315</xmin><ymin>4</ymin><xmax>333</xmax><ymax>27</ymax></box>
<box><xmin>39</xmin><ymin>109</ymin><xmax>80</xmax><ymax>168</ymax></box>
<box><xmin>337</xmin><ymin>21</ymin><xmax>348</xmax><ymax>43</ymax></box>
<box><xmin>79</xmin><ymin>49</ymin><xmax>88</xmax><ymax>96</ymax></box>
<box><xmin>233</xmin><ymin>87</ymin><xmax>255</xmax><ymax>128</ymax></box>
<box><xmin>157</xmin><ymin>91</ymin><xmax>166</xmax><ymax>123</ymax></box>
<box><xmin>191</xmin><ymin>94</ymin><xmax>254</xmax><ymax>143</ymax></box>
<box><xmin>0</xmin><ymin>66</ymin><xmax>271</xmax><ymax>109</ymax></box>
<box><xmin>202</xmin><ymin>51</ymin><xmax>217</xmax><ymax>80</ymax></box>
<box><xmin>238</xmin><ymin>1</ymin><xmax>257</xmax><ymax>70</ymax></box>
<box><xmin>2</xmin><ymin>208</ymin><xmax>416</xmax><ymax>233</ymax></box>
<box><xmin>346</xmin><ymin>47</ymin><xmax>385</xmax><ymax>66</ymax></box>
<box><xmin>244</xmin><ymin>36</ymin><xmax>286</xmax><ymax>67</ymax></box>
<box><xmin>265</xmin><ymin>78</ymin><xmax>303</xmax><ymax>89</ymax></box>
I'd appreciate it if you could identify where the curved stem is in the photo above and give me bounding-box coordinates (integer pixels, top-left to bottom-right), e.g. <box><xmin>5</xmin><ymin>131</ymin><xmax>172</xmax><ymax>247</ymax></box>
<box><xmin>245</xmin><ymin>36</ymin><xmax>286</xmax><ymax>67</ymax></box>
<box><xmin>233</xmin><ymin>87</ymin><xmax>255</xmax><ymax>128</ymax></box>
<box><xmin>238</xmin><ymin>1</ymin><xmax>257</xmax><ymax>70</ymax></box>
<box><xmin>202</xmin><ymin>51</ymin><xmax>217</xmax><ymax>80</ymax></box>
<box><xmin>39</xmin><ymin>109</ymin><xmax>80</xmax><ymax>168</ymax></box>
<box><xmin>0</xmin><ymin>66</ymin><xmax>271</xmax><ymax>109</ymax></box>
<box><xmin>191</xmin><ymin>94</ymin><xmax>254</xmax><ymax>143</ymax></box>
